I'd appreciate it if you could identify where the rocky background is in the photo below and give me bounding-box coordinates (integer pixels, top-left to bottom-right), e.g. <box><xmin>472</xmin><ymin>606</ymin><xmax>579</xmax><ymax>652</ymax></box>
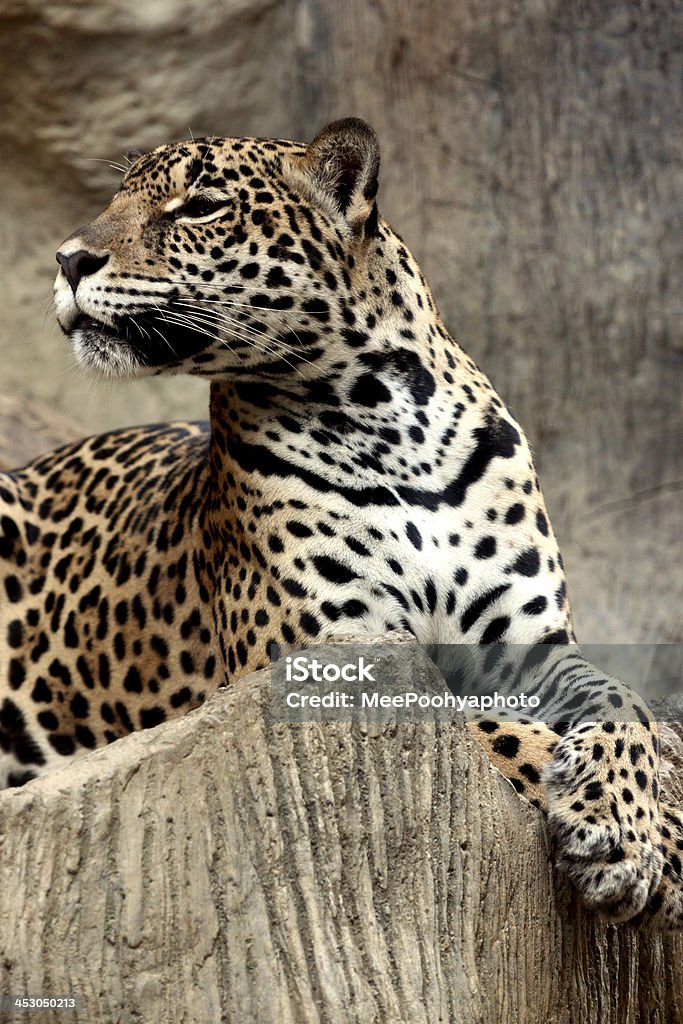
<box><xmin>1</xmin><ymin>0</ymin><xmax>681</xmax><ymax>645</ymax></box>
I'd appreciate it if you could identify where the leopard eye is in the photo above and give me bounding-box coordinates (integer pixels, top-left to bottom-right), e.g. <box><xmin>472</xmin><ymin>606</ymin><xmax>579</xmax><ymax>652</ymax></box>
<box><xmin>176</xmin><ymin>195</ymin><xmax>228</xmax><ymax>220</ymax></box>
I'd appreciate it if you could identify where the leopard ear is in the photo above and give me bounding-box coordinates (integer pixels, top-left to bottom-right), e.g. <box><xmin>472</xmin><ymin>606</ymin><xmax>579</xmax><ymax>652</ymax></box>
<box><xmin>297</xmin><ymin>118</ymin><xmax>380</xmax><ymax>237</ymax></box>
<box><xmin>125</xmin><ymin>148</ymin><xmax>146</xmax><ymax>165</ymax></box>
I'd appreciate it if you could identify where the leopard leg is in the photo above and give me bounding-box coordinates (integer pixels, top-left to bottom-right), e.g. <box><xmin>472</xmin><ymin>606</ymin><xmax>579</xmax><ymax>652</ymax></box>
<box><xmin>470</xmin><ymin>718</ymin><xmax>683</xmax><ymax>929</ymax></box>
<box><xmin>632</xmin><ymin>803</ymin><xmax>683</xmax><ymax>929</ymax></box>
<box><xmin>542</xmin><ymin>720</ymin><xmax>663</xmax><ymax>923</ymax></box>
<box><xmin>469</xmin><ymin>718</ymin><xmax>557</xmax><ymax>811</ymax></box>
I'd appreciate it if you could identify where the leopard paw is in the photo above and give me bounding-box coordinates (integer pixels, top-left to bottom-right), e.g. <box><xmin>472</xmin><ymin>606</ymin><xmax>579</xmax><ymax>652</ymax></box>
<box><xmin>543</xmin><ymin>723</ymin><xmax>663</xmax><ymax>922</ymax></box>
<box><xmin>632</xmin><ymin>803</ymin><xmax>683</xmax><ymax>929</ymax></box>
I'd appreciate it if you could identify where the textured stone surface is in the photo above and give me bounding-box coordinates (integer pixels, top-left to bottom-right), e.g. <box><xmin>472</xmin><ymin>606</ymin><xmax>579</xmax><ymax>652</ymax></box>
<box><xmin>1</xmin><ymin>637</ymin><xmax>682</xmax><ymax>1023</ymax></box>
<box><xmin>0</xmin><ymin>393</ymin><xmax>81</xmax><ymax>469</ymax></box>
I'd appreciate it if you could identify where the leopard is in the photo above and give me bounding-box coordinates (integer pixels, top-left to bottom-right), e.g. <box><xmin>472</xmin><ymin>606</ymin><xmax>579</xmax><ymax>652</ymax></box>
<box><xmin>1</xmin><ymin>117</ymin><xmax>682</xmax><ymax>928</ymax></box>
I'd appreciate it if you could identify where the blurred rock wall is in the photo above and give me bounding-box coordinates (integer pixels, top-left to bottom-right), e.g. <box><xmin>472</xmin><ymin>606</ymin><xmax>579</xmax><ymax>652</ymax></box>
<box><xmin>0</xmin><ymin>0</ymin><xmax>299</xmax><ymax>428</ymax></box>
<box><xmin>1</xmin><ymin>0</ymin><xmax>681</xmax><ymax>642</ymax></box>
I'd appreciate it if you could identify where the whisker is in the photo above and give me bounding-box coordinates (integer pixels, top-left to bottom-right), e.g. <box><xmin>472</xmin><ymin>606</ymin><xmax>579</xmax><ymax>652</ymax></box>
<box><xmin>173</xmin><ymin>300</ymin><xmax>313</xmax><ymax>366</ymax></box>
<box><xmin>127</xmin><ymin>308</ymin><xmax>177</xmax><ymax>361</ymax></box>
<box><xmin>170</xmin><ymin>304</ymin><xmax>315</xmax><ymax>374</ymax></box>
<box><xmin>158</xmin><ymin>307</ymin><xmax>273</xmax><ymax>358</ymax></box>
<box><xmin>42</xmin><ymin>301</ymin><xmax>57</xmax><ymax>333</ymax></box>
<box><xmin>59</xmin><ymin>360</ymin><xmax>82</xmax><ymax>377</ymax></box>
<box><xmin>157</xmin><ymin>306</ymin><xmax>310</xmax><ymax>378</ymax></box>
<box><xmin>129</xmin><ymin>317</ymin><xmax>151</xmax><ymax>342</ymax></box>
<box><xmin>180</xmin><ymin>294</ymin><xmax>305</xmax><ymax>324</ymax></box>
<box><xmin>151</xmin><ymin>307</ymin><xmax>255</xmax><ymax>372</ymax></box>
<box><xmin>142</xmin><ymin>307</ymin><xmax>192</xmax><ymax>362</ymax></box>
<box><xmin>83</xmin><ymin>157</ymin><xmax>127</xmax><ymax>174</ymax></box>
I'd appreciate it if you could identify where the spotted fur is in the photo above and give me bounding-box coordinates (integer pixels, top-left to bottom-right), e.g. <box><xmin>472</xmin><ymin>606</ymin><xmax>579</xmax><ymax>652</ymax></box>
<box><xmin>2</xmin><ymin>118</ymin><xmax>680</xmax><ymax>927</ymax></box>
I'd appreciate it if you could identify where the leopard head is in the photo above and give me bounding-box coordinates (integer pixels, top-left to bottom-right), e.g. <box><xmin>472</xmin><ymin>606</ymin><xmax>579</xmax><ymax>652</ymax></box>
<box><xmin>54</xmin><ymin>119</ymin><xmax>383</xmax><ymax>381</ymax></box>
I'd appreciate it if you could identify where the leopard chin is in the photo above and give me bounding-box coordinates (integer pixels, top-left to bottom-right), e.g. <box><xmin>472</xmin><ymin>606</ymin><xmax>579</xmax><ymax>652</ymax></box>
<box><xmin>68</xmin><ymin>311</ymin><xmax>215</xmax><ymax>376</ymax></box>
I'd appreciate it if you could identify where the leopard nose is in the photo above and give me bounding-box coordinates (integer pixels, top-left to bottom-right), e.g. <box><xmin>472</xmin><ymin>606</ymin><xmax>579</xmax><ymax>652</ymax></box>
<box><xmin>56</xmin><ymin>250</ymin><xmax>109</xmax><ymax>295</ymax></box>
